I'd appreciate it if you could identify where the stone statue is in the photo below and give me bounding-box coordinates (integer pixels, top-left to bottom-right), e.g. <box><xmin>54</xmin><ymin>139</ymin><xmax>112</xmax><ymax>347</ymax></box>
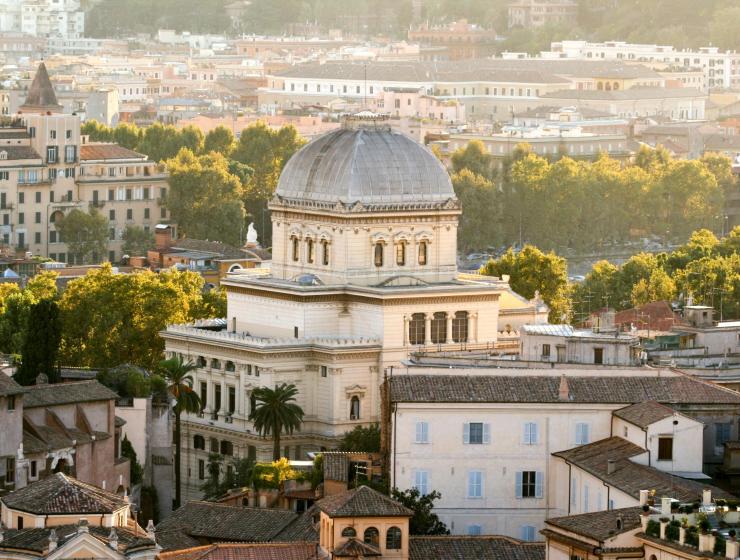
<box><xmin>246</xmin><ymin>222</ymin><xmax>258</xmax><ymax>245</ymax></box>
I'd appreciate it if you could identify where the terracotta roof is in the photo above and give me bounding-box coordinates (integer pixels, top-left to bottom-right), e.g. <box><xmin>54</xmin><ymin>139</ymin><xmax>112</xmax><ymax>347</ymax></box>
<box><xmin>553</xmin><ymin>436</ymin><xmax>733</xmax><ymax>501</ymax></box>
<box><xmin>545</xmin><ymin>506</ymin><xmax>644</xmax><ymax>542</ymax></box>
<box><xmin>389</xmin><ymin>374</ymin><xmax>740</xmax><ymax>404</ymax></box>
<box><xmin>79</xmin><ymin>143</ymin><xmax>147</xmax><ymax>161</ymax></box>
<box><xmin>333</xmin><ymin>538</ymin><xmax>381</xmax><ymax>557</ymax></box>
<box><xmin>322</xmin><ymin>452</ymin><xmax>351</xmax><ymax>482</ymax></box>
<box><xmin>20</xmin><ymin>63</ymin><xmax>62</xmax><ymax>111</ymax></box>
<box><xmin>315</xmin><ymin>486</ymin><xmax>413</xmax><ymax>518</ymax></box>
<box><xmin>0</xmin><ymin>145</ymin><xmax>42</xmax><ymax>161</ymax></box>
<box><xmin>408</xmin><ymin>535</ymin><xmax>545</xmax><ymax>560</ymax></box>
<box><xmin>156</xmin><ymin>542</ymin><xmax>318</xmax><ymax>560</ymax></box>
<box><xmin>1</xmin><ymin>473</ymin><xmax>129</xmax><ymax>515</ymax></box>
<box><xmin>273</xmin><ymin>506</ymin><xmax>319</xmax><ymax>542</ymax></box>
<box><xmin>613</xmin><ymin>401</ymin><xmax>677</xmax><ymax>428</ymax></box>
<box><xmin>0</xmin><ymin>524</ymin><xmax>154</xmax><ymax>554</ymax></box>
<box><xmin>611</xmin><ymin>301</ymin><xmax>686</xmax><ymax>332</ymax></box>
<box><xmin>0</xmin><ymin>372</ymin><xmax>26</xmax><ymax>397</ymax></box>
<box><xmin>23</xmin><ymin>380</ymin><xmax>119</xmax><ymax>408</ymax></box>
<box><xmin>155</xmin><ymin>501</ymin><xmax>301</xmax><ymax>551</ymax></box>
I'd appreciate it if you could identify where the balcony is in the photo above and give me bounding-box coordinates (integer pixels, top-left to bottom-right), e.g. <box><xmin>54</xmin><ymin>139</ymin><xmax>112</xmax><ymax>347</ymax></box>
<box><xmin>89</xmin><ymin>200</ymin><xmax>105</xmax><ymax>209</ymax></box>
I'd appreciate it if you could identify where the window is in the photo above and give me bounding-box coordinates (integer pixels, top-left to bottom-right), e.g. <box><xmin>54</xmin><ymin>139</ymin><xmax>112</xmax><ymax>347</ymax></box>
<box><xmin>228</xmin><ymin>386</ymin><xmax>235</xmax><ymax>414</ymax></box>
<box><xmin>414</xmin><ymin>470</ymin><xmax>429</xmax><ymax>495</ymax></box>
<box><xmin>65</xmin><ymin>145</ymin><xmax>76</xmax><ymax>163</ymax></box>
<box><xmin>34</xmin><ymin>212</ymin><xmax>40</xmax><ymax>224</ymax></box>
<box><xmin>220</xmin><ymin>440</ymin><xmax>234</xmax><ymax>456</ymax></box>
<box><xmin>18</xmin><ymin>212</ymin><xmax>24</xmax><ymax>225</ymax></box>
<box><xmin>409</xmin><ymin>313</ymin><xmax>425</xmax><ymax>345</ymax></box>
<box><xmin>17</xmin><ymin>515</ymin><xmax>23</xmax><ymax>529</ymax></box>
<box><xmin>452</xmin><ymin>311</ymin><xmax>468</xmax><ymax>342</ymax></box>
<box><xmin>30</xmin><ymin>460</ymin><xmax>36</xmax><ymax>478</ymax></box>
<box><xmin>467</xmin><ymin>470</ymin><xmax>483</xmax><ymax>498</ymax></box>
<box><xmin>108</xmin><ymin>189</ymin><xmax>114</xmax><ymax>201</ymax></box>
<box><xmin>523</xmin><ymin>422</ymin><xmax>538</xmax><ymax>445</ymax></box>
<box><xmin>374</xmin><ymin>242</ymin><xmax>383</xmax><ymax>267</ymax></box>
<box><xmin>144</xmin><ymin>208</ymin><xmax>150</xmax><ymax>219</ymax></box>
<box><xmin>386</xmin><ymin>527</ymin><xmax>402</xmax><ymax>549</ymax></box>
<box><xmin>320</xmin><ymin>365</ymin><xmax>327</xmax><ymax>378</ymax></box>
<box><xmin>210</xmin><ymin>437</ymin><xmax>219</xmax><ymax>453</ymax></box>
<box><xmin>542</xmin><ymin>343</ymin><xmax>550</xmax><ymax>358</ymax></box>
<box><xmin>214</xmin><ymin>384</ymin><xmax>222</xmax><ymax>412</ymax></box>
<box><xmin>464</xmin><ymin>422</ymin><xmax>489</xmax><ymax>444</ymax></box>
<box><xmin>211</xmin><ymin>359</ymin><xmax>221</xmax><ymax>369</ymax></box>
<box><xmin>575</xmin><ymin>423</ymin><xmax>590</xmax><ymax>445</ymax></box>
<box><xmin>225</xmin><ymin>361</ymin><xmax>235</xmax><ymax>372</ymax></box>
<box><xmin>109</xmin><ymin>228</ymin><xmax>115</xmax><ymax>241</ymax></box>
<box><xmin>0</xmin><ymin>172</ymin><xmax>8</xmax><ymax>181</ymax></box>
<box><xmin>47</xmin><ymin>146</ymin><xmax>58</xmax><ymax>163</ymax></box>
<box><xmin>35</xmin><ymin>192</ymin><xmax>41</xmax><ymax>203</ymax></box>
<box><xmin>306</xmin><ymin>238</ymin><xmax>314</xmax><ymax>263</ymax></box>
<box><xmin>350</xmin><ymin>396</ymin><xmax>360</xmax><ymax>420</ymax></box>
<box><xmin>430</xmin><ymin>312</ymin><xmax>447</xmax><ymax>344</ymax></box>
<box><xmin>17</xmin><ymin>192</ymin><xmax>23</xmax><ymax>204</ymax></box>
<box><xmin>198</xmin><ymin>459</ymin><xmax>205</xmax><ymax>479</ymax></box>
<box><xmin>341</xmin><ymin>527</ymin><xmax>356</xmax><ymax>537</ymax></box>
<box><xmin>716</xmin><ymin>423</ymin><xmax>732</xmax><ymax>447</ymax></box>
<box><xmin>126</xmin><ymin>208</ymin><xmax>133</xmax><ymax>220</ymax></box>
<box><xmin>516</xmin><ymin>471</ymin><xmax>543</xmax><ymax>498</ymax></box>
<box><xmin>7</xmin><ymin>395</ymin><xmax>15</xmax><ymax>411</ymax></box>
<box><xmin>593</xmin><ymin>348</ymin><xmax>604</xmax><ymax>364</ymax></box>
<box><xmin>415</xmin><ymin>421</ymin><xmax>429</xmax><ymax>443</ymax></box>
<box><xmin>194</xmin><ymin>435</ymin><xmax>205</xmax><ymax>450</ymax></box>
<box><xmin>418</xmin><ymin>240</ymin><xmax>428</xmax><ymax>265</ymax></box>
<box><xmin>658</xmin><ymin>437</ymin><xmax>673</xmax><ymax>461</ymax></box>
<box><xmin>395</xmin><ymin>241</ymin><xmax>406</xmax><ymax>266</ymax></box>
<box><xmin>468</xmin><ymin>525</ymin><xmax>482</xmax><ymax>536</ymax></box>
<box><xmin>520</xmin><ymin>526</ymin><xmax>536</xmax><ymax>542</ymax></box>
<box><xmin>363</xmin><ymin>527</ymin><xmax>379</xmax><ymax>547</ymax></box>
<box><xmin>109</xmin><ymin>209</ymin><xmax>115</xmax><ymax>221</ymax></box>
<box><xmin>291</xmin><ymin>237</ymin><xmax>299</xmax><ymax>261</ymax></box>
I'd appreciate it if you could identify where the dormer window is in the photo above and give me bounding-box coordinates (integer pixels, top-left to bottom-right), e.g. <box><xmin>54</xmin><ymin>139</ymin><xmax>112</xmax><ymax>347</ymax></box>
<box><xmin>395</xmin><ymin>241</ymin><xmax>406</xmax><ymax>266</ymax></box>
<box><xmin>374</xmin><ymin>243</ymin><xmax>383</xmax><ymax>267</ymax></box>
<box><xmin>418</xmin><ymin>240</ymin><xmax>428</xmax><ymax>265</ymax></box>
<box><xmin>291</xmin><ymin>237</ymin><xmax>299</xmax><ymax>262</ymax></box>
<box><xmin>306</xmin><ymin>238</ymin><xmax>314</xmax><ymax>264</ymax></box>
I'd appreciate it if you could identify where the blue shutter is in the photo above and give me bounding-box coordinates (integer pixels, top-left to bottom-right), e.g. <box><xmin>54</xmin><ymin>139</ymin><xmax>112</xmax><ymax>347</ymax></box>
<box><xmin>532</xmin><ymin>423</ymin><xmax>539</xmax><ymax>444</ymax></box>
<box><xmin>483</xmin><ymin>423</ymin><xmax>491</xmax><ymax>444</ymax></box>
<box><xmin>535</xmin><ymin>471</ymin><xmax>544</xmax><ymax>498</ymax></box>
<box><xmin>515</xmin><ymin>472</ymin><xmax>523</xmax><ymax>499</ymax></box>
<box><xmin>463</xmin><ymin>423</ymin><xmax>470</xmax><ymax>444</ymax></box>
<box><xmin>422</xmin><ymin>422</ymin><xmax>429</xmax><ymax>443</ymax></box>
<box><xmin>583</xmin><ymin>423</ymin><xmax>590</xmax><ymax>444</ymax></box>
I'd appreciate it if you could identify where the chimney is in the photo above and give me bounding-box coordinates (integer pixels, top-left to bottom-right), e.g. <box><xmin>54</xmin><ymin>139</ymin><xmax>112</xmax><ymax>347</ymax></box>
<box><xmin>607</xmin><ymin>459</ymin><xmax>617</xmax><ymax>474</ymax></box>
<box><xmin>108</xmin><ymin>528</ymin><xmax>118</xmax><ymax>550</ymax></box>
<box><xmin>48</xmin><ymin>529</ymin><xmax>58</xmax><ymax>551</ymax></box>
<box><xmin>77</xmin><ymin>520</ymin><xmax>89</xmax><ymax>534</ymax></box>
<box><xmin>703</xmin><ymin>488</ymin><xmax>712</xmax><ymax>506</ymax></box>
<box><xmin>146</xmin><ymin>519</ymin><xmax>156</xmax><ymax>542</ymax></box>
<box><xmin>558</xmin><ymin>374</ymin><xmax>570</xmax><ymax>401</ymax></box>
<box><xmin>639</xmin><ymin>489</ymin><xmax>649</xmax><ymax>505</ymax></box>
<box><xmin>661</xmin><ymin>496</ymin><xmax>672</xmax><ymax>517</ymax></box>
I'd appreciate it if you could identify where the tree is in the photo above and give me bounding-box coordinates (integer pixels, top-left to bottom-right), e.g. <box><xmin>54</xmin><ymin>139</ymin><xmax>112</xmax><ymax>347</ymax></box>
<box><xmin>159</xmin><ymin>355</ymin><xmax>201</xmax><ymax>509</ymax></box>
<box><xmin>248</xmin><ymin>383</ymin><xmax>304</xmax><ymax>461</ymax></box>
<box><xmin>56</xmin><ymin>208</ymin><xmax>109</xmax><ymax>264</ymax></box>
<box><xmin>450</xmin><ymin>140</ymin><xmax>494</xmax><ymax>179</ymax></box>
<box><xmin>112</xmin><ymin>122</ymin><xmax>143</xmax><ymax>150</ymax></box>
<box><xmin>122</xmin><ymin>225</ymin><xmax>154</xmax><ymax>256</ymax></box>
<box><xmin>630</xmin><ymin>268</ymin><xmax>676</xmax><ymax>307</ymax></box>
<box><xmin>201</xmin><ymin>453</ymin><xmax>224</xmax><ymax>500</ymax></box>
<box><xmin>81</xmin><ymin>120</ymin><xmax>113</xmax><ymax>142</ymax></box>
<box><xmin>14</xmin><ymin>299</ymin><xmax>62</xmax><ymax>385</ymax></box>
<box><xmin>165</xmin><ymin>149</ymin><xmax>246</xmax><ymax>245</ymax></box>
<box><xmin>390</xmin><ymin>488</ymin><xmax>449</xmax><ymax>535</ymax></box>
<box><xmin>452</xmin><ymin>170</ymin><xmax>500</xmax><ymax>252</ymax></box>
<box><xmin>121</xmin><ymin>434</ymin><xmax>144</xmax><ymax>485</ymax></box>
<box><xmin>338</xmin><ymin>424</ymin><xmax>381</xmax><ymax>452</ymax></box>
<box><xmin>481</xmin><ymin>245</ymin><xmax>570</xmax><ymax>322</ymax></box>
<box><xmin>204</xmin><ymin>125</ymin><xmax>236</xmax><ymax>156</ymax></box>
<box><xmin>137</xmin><ymin>123</ymin><xmax>183</xmax><ymax>162</ymax></box>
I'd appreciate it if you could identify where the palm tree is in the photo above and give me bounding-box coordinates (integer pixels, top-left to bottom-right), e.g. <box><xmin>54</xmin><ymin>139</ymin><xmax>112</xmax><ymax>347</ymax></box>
<box><xmin>249</xmin><ymin>383</ymin><xmax>304</xmax><ymax>460</ymax></box>
<box><xmin>159</xmin><ymin>355</ymin><xmax>201</xmax><ymax>509</ymax></box>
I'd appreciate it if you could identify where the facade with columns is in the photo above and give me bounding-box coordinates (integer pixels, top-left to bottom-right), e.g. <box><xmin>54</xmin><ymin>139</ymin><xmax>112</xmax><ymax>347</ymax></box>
<box><xmin>161</xmin><ymin>118</ymin><xmax>545</xmax><ymax>501</ymax></box>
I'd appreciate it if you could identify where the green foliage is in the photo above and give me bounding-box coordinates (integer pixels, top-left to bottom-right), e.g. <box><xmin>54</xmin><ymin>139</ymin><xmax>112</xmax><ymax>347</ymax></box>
<box><xmin>122</xmin><ymin>225</ymin><xmax>154</xmax><ymax>257</ymax></box>
<box><xmin>310</xmin><ymin>454</ymin><xmax>324</xmax><ymax>489</ymax></box>
<box><xmin>165</xmin><ymin>149</ymin><xmax>245</xmax><ymax>245</ymax></box>
<box><xmin>666</xmin><ymin>521</ymin><xmax>680</xmax><ymax>541</ymax></box>
<box><xmin>451</xmin><ymin>140</ymin><xmax>494</xmax><ymax>180</ymax></box>
<box><xmin>56</xmin><ymin>209</ymin><xmax>109</xmax><ymax>264</ymax></box>
<box><xmin>204</xmin><ymin>126</ymin><xmax>236</xmax><ymax>157</ymax></box>
<box><xmin>685</xmin><ymin>526</ymin><xmax>699</xmax><ymax>546</ymax></box>
<box><xmin>338</xmin><ymin>424</ymin><xmax>381</xmax><ymax>452</ymax></box>
<box><xmin>14</xmin><ymin>299</ymin><xmax>61</xmax><ymax>385</ymax></box>
<box><xmin>201</xmin><ymin>453</ymin><xmax>225</xmax><ymax>500</ymax></box>
<box><xmin>390</xmin><ymin>488</ymin><xmax>449</xmax><ymax>535</ymax></box>
<box><xmin>645</xmin><ymin>519</ymin><xmax>660</xmax><ymax>537</ymax></box>
<box><xmin>480</xmin><ymin>245</ymin><xmax>570</xmax><ymax>322</ymax></box>
<box><xmin>140</xmin><ymin>485</ymin><xmax>160</xmax><ymax>525</ymax></box>
<box><xmin>453</xmin><ymin>170</ymin><xmax>500</xmax><ymax>253</ymax></box>
<box><xmin>121</xmin><ymin>434</ymin><xmax>144</xmax><ymax>485</ymax></box>
<box><xmin>248</xmin><ymin>383</ymin><xmax>305</xmax><ymax>461</ymax></box>
<box><xmin>715</xmin><ymin>535</ymin><xmax>726</xmax><ymax>556</ymax></box>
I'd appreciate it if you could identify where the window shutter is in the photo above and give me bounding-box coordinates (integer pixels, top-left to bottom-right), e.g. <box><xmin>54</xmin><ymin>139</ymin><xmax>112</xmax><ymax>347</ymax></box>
<box><xmin>522</xmin><ymin>423</ymin><xmax>529</xmax><ymax>444</ymax></box>
<box><xmin>463</xmin><ymin>423</ymin><xmax>470</xmax><ymax>444</ymax></box>
<box><xmin>583</xmin><ymin>423</ymin><xmax>589</xmax><ymax>444</ymax></box>
<box><xmin>415</xmin><ymin>422</ymin><xmax>422</xmax><ymax>443</ymax></box>
<box><xmin>483</xmin><ymin>423</ymin><xmax>491</xmax><ymax>444</ymax></box>
<box><xmin>535</xmin><ymin>471</ymin><xmax>544</xmax><ymax>498</ymax></box>
<box><xmin>532</xmin><ymin>423</ymin><xmax>538</xmax><ymax>444</ymax></box>
<box><xmin>515</xmin><ymin>472</ymin><xmax>523</xmax><ymax>499</ymax></box>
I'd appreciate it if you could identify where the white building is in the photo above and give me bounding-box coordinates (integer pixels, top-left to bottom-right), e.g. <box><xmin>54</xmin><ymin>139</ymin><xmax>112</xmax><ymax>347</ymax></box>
<box><xmin>0</xmin><ymin>0</ymin><xmax>85</xmax><ymax>39</ymax></box>
<box><xmin>161</xmin><ymin>116</ymin><xmax>544</xmax><ymax>501</ymax></box>
<box><xmin>386</xmin><ymin>370</ymin><xmax>740</xmax><ymax>540</ymax></box>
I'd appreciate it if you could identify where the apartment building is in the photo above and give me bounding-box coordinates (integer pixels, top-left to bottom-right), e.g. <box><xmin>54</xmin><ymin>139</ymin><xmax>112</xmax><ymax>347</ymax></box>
<box><xmin>0</xmin><ymin>63</ymin><xmax>168</xmax><ymax>263</ymax></box>
<box><xmin>0</xmin><ymin>0</ymin><xmax>85</xmax><ymax>39</ymax></box>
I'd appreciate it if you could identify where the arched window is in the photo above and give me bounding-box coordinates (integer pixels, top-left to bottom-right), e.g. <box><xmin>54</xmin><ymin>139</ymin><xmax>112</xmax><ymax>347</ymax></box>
<box><xmin>196</xmin><ymin>356</ymin><xmax>206</xmax><ymax>367</ymax></box>
<box><xmin>321</xmin><ymin>240</ymin><xmax>329</xmax><ymax>265</ymax></box>
<box><xmin>613</xmin><ymin>82</ymin><xmax>620</xmax><ymax>90</ymax></box>
<box><xmin>225</xmin><ymin>361</ymin><xmax>235</xmax><ymax>372</ymax></box>
<box><xmin>395</xmin><ymin>241</ymin><xmax>406</xmax><ymax>266</ymax></box>
<box><xmin>409</xmin><ymin>313</ymin><xmax>425</xmax><ymax>345</ymax></box>
<box><xmin>247</xmin><ymin>445</ymin><xmax>257</xmax><ymax>461</ymax></box>
<box><xmin>597</xmin><ymin>81</ymin><xmax>604</xmax><ymax>90</ymax></box>
<box><xmin>341</xmin><ymin>527</ymin><xmax>357</xmax><ymax>538</ymax></box>
<box><xmin>418</xmin><ymin>241</ymin><xmax>428</xmax><ymax>265</ymax></box>
<box><xmin>291</xmin><ymin>237</ymin><xmax>299</xmax><ymax>262</ymax></box>
<box><xmin>605</xmin><ymin>82</ymin><xmax>612</xmax><ymax>91</ymax></box>
<box><xmin>193</xmin><ymin>435</ymin><xmax>205</xmax><ymax>450</ymax></box>
<box><xmin>431</xmin><ymin>312</ymin><xmax>447</xmax><ymax>344</ymax></box>
<box><xmin>452</xmin><ymin>311</ymin><xmax>469</xmax><ymax>343</ymax></box>
<box><xmin>209</xmin><ymin>437</ymin><xmax>219</xmax><ymax>453</ymax></box>
<box><xmin>220</xmin><ymin>440</ymin><xmax>233</xmax><ymax>456</ymax></box>
<box><xmin>386</xmin><ymin>527</ymin><xmax>402</xmax><ymax>550</ymax></box>
<box><xmin>211</xmin><ymin>359</ymin><xmax>221</xmax><ymax>369</ymax></box>
<box><xmin>374</xmin><ymin>243</ymin><xmax>384</xmax><ymax>267</ymax></box>
<box><xmin>350</xmin><ymin>396</ymin><xmax>360</xmax><ymax>420</ymax></box>
<box><xmin>306</xmin><ymin>238</ymin><xmax>315</xmax><ymax>263</ymax></box>
<box><xmin>363</xmin><ymin>527</ymin><xmax>379</xmax><ymax>547</ymax></box>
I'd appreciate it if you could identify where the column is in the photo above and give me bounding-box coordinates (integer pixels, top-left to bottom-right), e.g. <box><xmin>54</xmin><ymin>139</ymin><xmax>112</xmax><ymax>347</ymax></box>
<box><xmin>403</xmin><ymin>315</ymin><xmax>409</xmax><ymax>346</ymax></box>
<box><xmin>446</xmin><ymin>313</ymin><xmax>453</xmax><ymax>344</ymax></box>
<box><xmin>424</xmin><ymin>313</ymin><xmax>432</xmax><ymax>345</ymax></box>
<box><xmin>472</xmin><ymin>312</ymin><xmax>479</xmax><ymax>343</ymax></box>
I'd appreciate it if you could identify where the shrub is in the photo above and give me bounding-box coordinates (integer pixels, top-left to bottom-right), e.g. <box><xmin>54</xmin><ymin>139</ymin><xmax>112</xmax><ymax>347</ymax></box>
<box><xmin>714</xmin><ymin>536</ymin><xmax>726</xmax><ymax>556</ymax></box>
<box><xmin>646</xmin><ymin>520</ymin><xmax>661</xmax><ymax>537</ymax></box>
<box><xmin>666</xmin><ymin>521</ymin><xmax>680</xmax><ymax>541</ymax></box>
<box><xmin>685</xmin><ymin>526</ymin><xmax>699</xmax><ymax>547</ymax></box>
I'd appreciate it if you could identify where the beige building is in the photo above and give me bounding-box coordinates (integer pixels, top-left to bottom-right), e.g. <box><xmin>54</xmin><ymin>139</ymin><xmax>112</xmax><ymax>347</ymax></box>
<box><xmin>507</xmin><ymin>0</ymin><xmax>578</xmax><ymax>29</ymax></box>
<box><xmin>1</xmin><ymin>63</ymin><xmax>167</xmax><ymax>263</ymax></box>
<box><xmin>161</xmin><ymin>117</ymin><xmax>543</xmax><ymax>501</ymax></box>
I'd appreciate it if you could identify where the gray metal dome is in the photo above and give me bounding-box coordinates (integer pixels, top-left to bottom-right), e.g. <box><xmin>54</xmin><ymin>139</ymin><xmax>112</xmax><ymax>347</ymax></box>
<box><xmin>275</xmin><ymin>125</ymin><xmax>455</xmax><ymax>208</ymax></box>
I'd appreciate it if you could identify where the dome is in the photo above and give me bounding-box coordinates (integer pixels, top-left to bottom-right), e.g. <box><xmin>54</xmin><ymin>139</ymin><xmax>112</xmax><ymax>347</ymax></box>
<box><xmin>275</xmin><ymin>124</ymin><xmax>455</xmax><ymax>209</ymax></box>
